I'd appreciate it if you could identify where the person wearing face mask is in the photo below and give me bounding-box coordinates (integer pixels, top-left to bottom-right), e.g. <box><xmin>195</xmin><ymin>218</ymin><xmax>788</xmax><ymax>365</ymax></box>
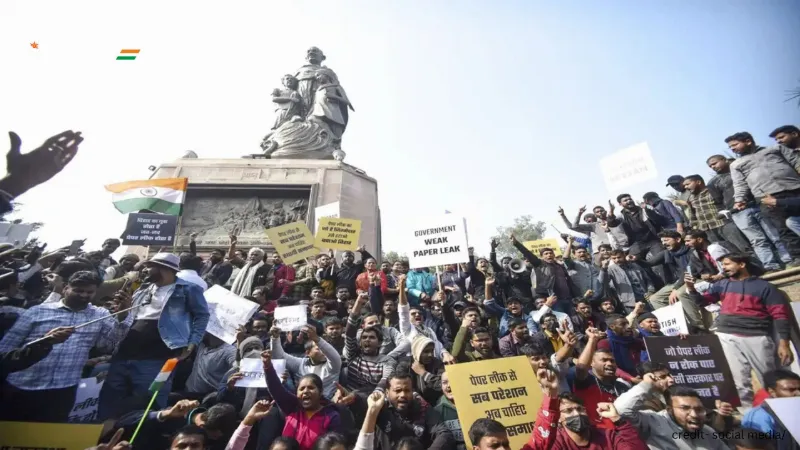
<box><xmin>260</xmin><ymin>350</ymin><xmax>342</xmax><ymax>450</ymax></box>
<box><xmin>567</xmin><ymin>328</ymin><xmax>632</xmax><ymax>430</ymax></box>
<box><xmin>523</xmin><ymin>369</ymin><xmax>647</xmax><ymax>450</ymax></box>
<box><xmin>433</xmin><ymin>371</ymin><xmax>466</xmax><ymax>450</ymax></box>
<box><xmin>98</xmin><ymin>253</ymin><xmax>210</xmax><ymax>421</ymax></box>
<box><xmin>231</xmin><ymin>247</ymin><xmax>270</xmax><ymax>298</ymax></box>
<box><xmin>218</xmin><ymin>336</ymin><xmax>271</xmax><ymax>417</ymax></box>
<box><xmin>614</xmin><ymin>377</ymin><xmax>729</xmax><ymax>450</ymax></box>
<box><xmin>269</xmin><ymin>324</ymin><xmax>342</xmax><ymax>400</ymax></box>
<box><xmin>0</xmin><ymin>271</ymin><xmax>131</xmax><ymax>422</ymax></box>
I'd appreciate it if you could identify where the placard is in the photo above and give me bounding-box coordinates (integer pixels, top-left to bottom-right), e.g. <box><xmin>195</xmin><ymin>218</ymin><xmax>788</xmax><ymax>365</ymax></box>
<box><xmin>316</xmin><ymin>217</ymin><xmax>362</xmax><ymax>251</ymax></box>
<box><xmin>121</xmin><ymin>213</ymin><xmax>178</xmax><ymax>245</ymax></box>
<box><xmin>0</xmin><ymin>422</ymin><xmax>104</xmax><ymax>450</ymax></box>
<box><xmin>235</xmin><ymin>357</ymin><xmax>287</xmax><ymax>388</ymax></box>
<box><xmin>599</xmin><ymin>142</ymin><xmax>658</xmax><ymax>192</ymax></box>
<box><xmin>764</xmin><ymin>397</ymin><xmax>800</xmax><ymax>443</ymax></box>
<box><xmin>205</xmin><ymin>285</ymin><xmax>260</xmax><ymax>344</ymax></box>
<box><xmin>68</xmin><ymin>377</ymin><xmax>104</xmax><ymax>423</ymax></box>
<box><xmin>445</xmin><ymin>356</ymin><xmax>541</xmax><ymax>450</ymax></box>
<box><xmin>0</xmin><ymin>223</ymin><xmax>33</xmax><ymax>247</ymax></box>
<box><xmin>523</xmin><ymin>239</ymin><xmax>563</xmax><ymax>257</ymax></box>
<box><xmin>265</xmin><ymin>221</ymin><xmax>317</xmax><ymax>264</ymax></box>
<box><xmin>314</xmin><ymin>202</ymin><xmax>340</xmax><ymax>233</ymax></box>
<box><xmin>651</xmin><ymin>302</ymin><xmax>689</xmax><ymax>336</ymax></box>
<box><xmin>405</xmin><ymin>215</ymin><xmax>470</xmax><ymax>269</ymax></box>
<box><xmin>644</xmin><ymin>335</ymin><xmax>740</xmax><ymax>408</ymax></box>
<box><xmin>273</xmin><ymin>305</ymin><xmax>308</xmax><ymax>331</ymax></box>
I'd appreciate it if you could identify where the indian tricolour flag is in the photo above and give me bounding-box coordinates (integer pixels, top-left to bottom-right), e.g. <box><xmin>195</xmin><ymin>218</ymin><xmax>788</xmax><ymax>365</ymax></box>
<box><xmin>105</xmin><ymin>178</ymin><xmax>188</xmax><ymax>215</ymax></box>
<box><xmin>149</xmin><ymin>358</ymin><xmax>179</xmax><ymax>392</ymax></box>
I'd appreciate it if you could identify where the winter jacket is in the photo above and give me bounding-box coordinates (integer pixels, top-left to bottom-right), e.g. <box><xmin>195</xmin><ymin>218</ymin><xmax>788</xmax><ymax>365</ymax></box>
<box><xmin>406</xmin><ymin>270</ymin><xmax>436</xmax><ymax>306</ymax></box>
<box><xmin>433</xmin><ymin>396</ymin><xmax>465</xmax><ymax>450</ymax></box>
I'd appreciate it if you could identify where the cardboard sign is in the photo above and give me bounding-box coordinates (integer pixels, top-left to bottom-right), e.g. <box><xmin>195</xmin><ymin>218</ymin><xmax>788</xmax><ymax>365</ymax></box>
<box><xmin>205</xmin><ymin>285</ymin><xmax>260</xmax><ymax>344</ymax></box>
<box><xmin>764</xmin><ymin>397</ymin><xmax>800</xmax><ymax>443</ymax></box>
<box><xmin>406</xmin><ymin>215</ymin><xmax>470</xmax><ymax>269</ymax></box>
<box><xmin>234</xmin><ymin>357</ymin><xmax>287</xmax><ymax>388</ymax></box>
<box><xmin>651</xmin><ymin>302</ymin><xmax>690</xmax><ymax>336</ymax></box>
<box><xmin>0</xmin><ymin>223</ymin><xmax>33</xmax><ymax>247</ymax></box>
<box><xmin>0</xmin><ymin>422</ymin><xmax>104</xmax><ymax>450</ymax></box>
<box><xmin>69</xmin><ymin>377</ymin><xmax>104</xmax><ymax>423</ymax></box>
<box><xmin>265</xmin><ymin>221</ymin><xmax>317</xmax><ymax>264</ymax></box>
<box><xmin>314</xmin><ymin>202</ymin><xmax>340</xmax><ymax>233</ymax></box>
<box><xmin>445</xmin><ymin>356</ymin><xmax>542</xmax><ymax>450</ymax></box>
<box><xmin>523</xmin><ymin>238</ymin><xmax>563</xmax><ymax>257</ymax></box>
<box><xmin>316</xmin><ymin>217</ymin><xmax>362</xmax><ymax>251</ymax></box>
<box><xmin>121</xmin><ymin>213</ymin><xmax>178</xmax><ymax>246</ymax></box>
<box><xmin>273</xmin><ymin>305</ymin><xmax>308</xmax><ymax>331</ymax></box>
<box><xmin>599</xmin><ymin>142</ymin><xmax>658</xmax><ymax>192</ymax></box>
<box><xmin>644</xmin><ymin>335</ymin><xmax>740</xmax><ymax>408</ymax></box>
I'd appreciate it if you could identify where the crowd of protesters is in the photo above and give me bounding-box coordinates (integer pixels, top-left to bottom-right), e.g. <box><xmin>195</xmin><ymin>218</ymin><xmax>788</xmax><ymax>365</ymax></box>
<box><xmin>1</xmin><ymin>125</ymin><xmax>800</xmax><ymax>450</ymax></box>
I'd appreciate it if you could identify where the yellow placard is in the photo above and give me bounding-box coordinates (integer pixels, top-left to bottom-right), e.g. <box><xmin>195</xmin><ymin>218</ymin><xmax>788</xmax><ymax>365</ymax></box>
<box><xmin>444</xmin><ymin>356</ymin><xmax>542</xmax><ymax>450</ymax></box>
<box><xmin>0</xmin><ymin>421</ymin><xmax>104</xmax><ymax>450</ymax></box>
<box><xmin>523</xmin><ymin>238</ymin><xmax>563</xmax><ymax>257</ymax></box>
<box><xmin>316</xmin><ymin>217</ymin><xmax>362</xmax><ymax>251</ymax></box>
<box><xmin>265</xmin><ymin>221</ymin><xmax>317</xmax><ymax>264</ymax></box>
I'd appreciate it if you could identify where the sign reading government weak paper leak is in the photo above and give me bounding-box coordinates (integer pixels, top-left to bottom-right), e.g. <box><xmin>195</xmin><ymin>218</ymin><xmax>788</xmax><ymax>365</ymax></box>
<box><xmin>445</xmin><ymin>356</ymin><xmax>542</xmax><ymax>450</ymax></box>
<box><xmin>316</xmin><ymin>217</ymin><xmax>362</xmax><ymax>251</ymax></box>
<box><xmin>265</xmin><ymin>221</ymin><xmax>317</xmax><ymax>264</ymax></box>
<box><xmin>406</xmin><ymin>215</ymin><xmax>469</xmax><ymax>269</ymax></box>
<box><xmin>599</xmin><ymin>142</ymin><xmax>658</xmax><ymax>192</ymax></box>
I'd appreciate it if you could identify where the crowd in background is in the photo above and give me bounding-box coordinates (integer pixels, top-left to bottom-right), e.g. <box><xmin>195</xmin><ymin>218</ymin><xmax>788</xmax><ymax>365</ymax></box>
<box><xmin>1</xmin><ymin>126</ymin><xmax>800</xmax><ymax>450</ymax></box>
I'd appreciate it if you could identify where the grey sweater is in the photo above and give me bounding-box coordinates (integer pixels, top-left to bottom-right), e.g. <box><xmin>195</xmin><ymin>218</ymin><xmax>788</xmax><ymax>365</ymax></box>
<box><xmin>614</xmin><ymin>382</ymin><xmax>728</xmax><ymax>450</ymax></box>
<box><xmin>732</xmin><ymin>145</ymin><xmax>800</xmax><ymax>201</ymax></box>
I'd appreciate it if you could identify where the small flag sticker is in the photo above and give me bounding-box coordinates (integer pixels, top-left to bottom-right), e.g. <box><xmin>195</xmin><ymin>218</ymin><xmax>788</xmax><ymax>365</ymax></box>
<box><xmin>117</xmin><ymin>49</ymin><xmax>140</xmax><ymax>60</ymax></box>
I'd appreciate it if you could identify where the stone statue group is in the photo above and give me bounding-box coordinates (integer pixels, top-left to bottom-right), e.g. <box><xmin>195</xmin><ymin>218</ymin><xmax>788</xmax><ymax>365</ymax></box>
<box><xmin>260</xmin><ymin>47</ymin><xmax>354</xmax><ymax>161</ymax></box>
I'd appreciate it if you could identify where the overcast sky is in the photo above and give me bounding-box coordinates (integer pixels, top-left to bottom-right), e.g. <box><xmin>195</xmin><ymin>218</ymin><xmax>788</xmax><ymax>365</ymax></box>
<box><xmin>1</xmin><ymin>0</ymin><xmax>799</xmax><ymax>259</ymax></box>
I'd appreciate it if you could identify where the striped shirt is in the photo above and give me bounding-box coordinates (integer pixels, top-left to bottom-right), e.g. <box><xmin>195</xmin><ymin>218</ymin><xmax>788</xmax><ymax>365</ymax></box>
<box><xmin>343</xmin><ymin>316</ymin><xmax>397</xmax><ymax>392</ymax></box>
<box><xmin>0</xmin><ymin>301</ymin><xmax>133</xmax><ymax>390</ymax></box>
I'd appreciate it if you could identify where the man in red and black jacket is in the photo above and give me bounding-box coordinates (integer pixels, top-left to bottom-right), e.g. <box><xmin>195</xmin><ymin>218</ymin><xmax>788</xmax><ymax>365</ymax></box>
<box><xmin>522</xmin><ymin>368</ymin><xmax>646</xmax><ymax>450</ymax></box>
<box><xmin>686</xmin><ymin>252</ymin><xmax>794</xmax><ymax>408</ymax></box>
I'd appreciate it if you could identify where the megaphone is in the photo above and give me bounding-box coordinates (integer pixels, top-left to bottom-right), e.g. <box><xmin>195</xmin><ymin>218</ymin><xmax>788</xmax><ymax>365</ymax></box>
<box><xmin>508</xmin><ymin>259</ymin><xmax>526</xmax><ymax>274</ymax></box>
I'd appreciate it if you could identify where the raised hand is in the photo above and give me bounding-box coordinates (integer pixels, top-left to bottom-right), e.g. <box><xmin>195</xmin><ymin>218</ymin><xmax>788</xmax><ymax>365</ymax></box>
<box><xmin>490</xmin><ymin>239</ymin><xmax>498</xmax><ymax>250</ymax></box>
<box><xmin>536</xmin><ymin>368</ymin><xmax>559</xmax><ymax>394</ymax></box>
<box><xmin>4</xmin><ymin>130</ymin><xmax>82</xmax><ymax>197</ymax></box>
<box><xmin>163</xmin><ymin>400</ymin><xmax>199</xmax><ymax>420</ymax></box>
<box><xmin>557</xmin><ymin>206</ymin><xmax>564</xmax><ymax>215</ymax></box>
<box><xmin>302</xmin><ymin>325</ymin><xmax>319</xmax><ymax>343</ymax></box>
<box><xmin>244</xmin><ymin>400</ymin><xmax>274</xmax><ymax>425</ymax></box>
<box><xmin>586</xmin><ymin>327</ymin><xmax>606</xmax><ymax>341</ymax></box>
<box><xmin>596</xmin><ymin>402</ymin><xmax>620</xmax><ymax>421</ymax></box>
<box><xmin>367</xmin><ymin>391</ymin><xmax>386</xmax><ymax>410</ymax></box>
<box><xmin>270</xmin><ymin>326</ymin><xmax>281</xmax><ymax>339</ymax></box>
<box><xmin>226</xmin><ymin>372</ymin><xmax>244</xmax><ymax>390</ymax></box>
<box><xmin>261</xmin><ymin>350</ymin><xmax>272</xmax><ymax>368</ymax></box>
<box><xmin>578</xmin><ymin>205</ymin><xmax>587</xmax><ymax>214</ymax></box>
<box><xmin>486</xmin><ymin>276</ymin><xmax>496</xmax><ymax>286</ymax></box>
<box><xmin>715</xmin><ymin>400</ymin><xmax>734</xmax><ymax>417</ymax></box>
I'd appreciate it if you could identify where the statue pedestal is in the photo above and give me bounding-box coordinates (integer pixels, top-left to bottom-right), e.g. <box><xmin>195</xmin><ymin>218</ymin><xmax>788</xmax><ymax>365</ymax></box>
<box><xmin>148</xmin><ymin>158</ymin><xmax>381</xmax><ymax>257</ymax></box>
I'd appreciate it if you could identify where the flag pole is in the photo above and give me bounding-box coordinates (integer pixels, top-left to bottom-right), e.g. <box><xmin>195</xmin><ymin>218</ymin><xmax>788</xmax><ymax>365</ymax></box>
<box><xmin>129</xmin><ymin>390</ymin><xmax>159</xmax><ymax>444</ymax></box>
<box><xmin>172</xmin><ymin>216</ymin><xmax>183</xmax><ymax>254</ymax></box>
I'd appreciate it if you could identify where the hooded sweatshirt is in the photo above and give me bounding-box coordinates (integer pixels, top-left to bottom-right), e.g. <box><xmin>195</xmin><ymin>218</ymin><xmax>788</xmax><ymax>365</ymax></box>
<box><xmin>410</xmin><ymin>336</ymin><xmax>444</xmax><ymax>404</ymax></box>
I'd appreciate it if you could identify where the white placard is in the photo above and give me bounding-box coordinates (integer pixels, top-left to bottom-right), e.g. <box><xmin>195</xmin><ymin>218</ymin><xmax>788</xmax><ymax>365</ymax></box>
<box><xmin>273</xmin><ymin>305</ymin><xmax>308</xmax><ymax>331</ymax></box>
<box><xmin>652</xmin><ymin>302</ymin><xmax>689</xmax><ymax>336</ymax></box>
<box><xmin>405</xmin><ymin>215</ymin><xmax>470</xmax><ymax>269</ymax></box>
<box><xmin>765</xmin><ymin>397</ymin><xmax>800</xmax><ymax>442</ymax></box>
<box><xmin>205</xmin><ymin>285</ymin><xmax>260</xmax><ymax>344</ymax></box>
<box><xmin>234</xmin><ymin>358</ymin><xmax>287</xmax><ymax>388</ymax></box>
<box><xmin>314</xmin><ymin>202</ymin><xmax>340</xmax><ymax>234</ymax></box>
<box><xmin>0</xmin><ymin>223</ymin><xmax>33</xmax><ymax>247</ymax></box>
<box><xmin>68</xmin><ymin>377</ymin><xmax>104</xmax><ymax>423</ymax></box>
<box><xmin>599</xmin><ymin>142</ymin><xmax>658</xmax><ymax>192</ymax></box>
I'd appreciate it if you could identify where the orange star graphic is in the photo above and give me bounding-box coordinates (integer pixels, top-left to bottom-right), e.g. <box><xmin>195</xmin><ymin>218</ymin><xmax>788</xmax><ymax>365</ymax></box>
<box><xmin>30</xmin><ymin>42</ymin><xmax>38</xmax><ymax>49</ymax></box>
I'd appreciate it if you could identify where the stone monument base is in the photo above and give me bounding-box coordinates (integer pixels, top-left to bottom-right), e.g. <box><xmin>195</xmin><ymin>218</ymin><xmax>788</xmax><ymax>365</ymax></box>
<box><xmin>146</xmin><ymin>157</ymin><xmax>381</xmax><ymax>258</ymax></box>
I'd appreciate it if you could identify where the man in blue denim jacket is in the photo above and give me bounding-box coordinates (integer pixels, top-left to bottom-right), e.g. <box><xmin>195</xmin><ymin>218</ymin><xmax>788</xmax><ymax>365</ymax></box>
<box><xmin>98</xmin><ymin>253</ymin><xmax>209</xmax><ymax>421</ymax></box>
